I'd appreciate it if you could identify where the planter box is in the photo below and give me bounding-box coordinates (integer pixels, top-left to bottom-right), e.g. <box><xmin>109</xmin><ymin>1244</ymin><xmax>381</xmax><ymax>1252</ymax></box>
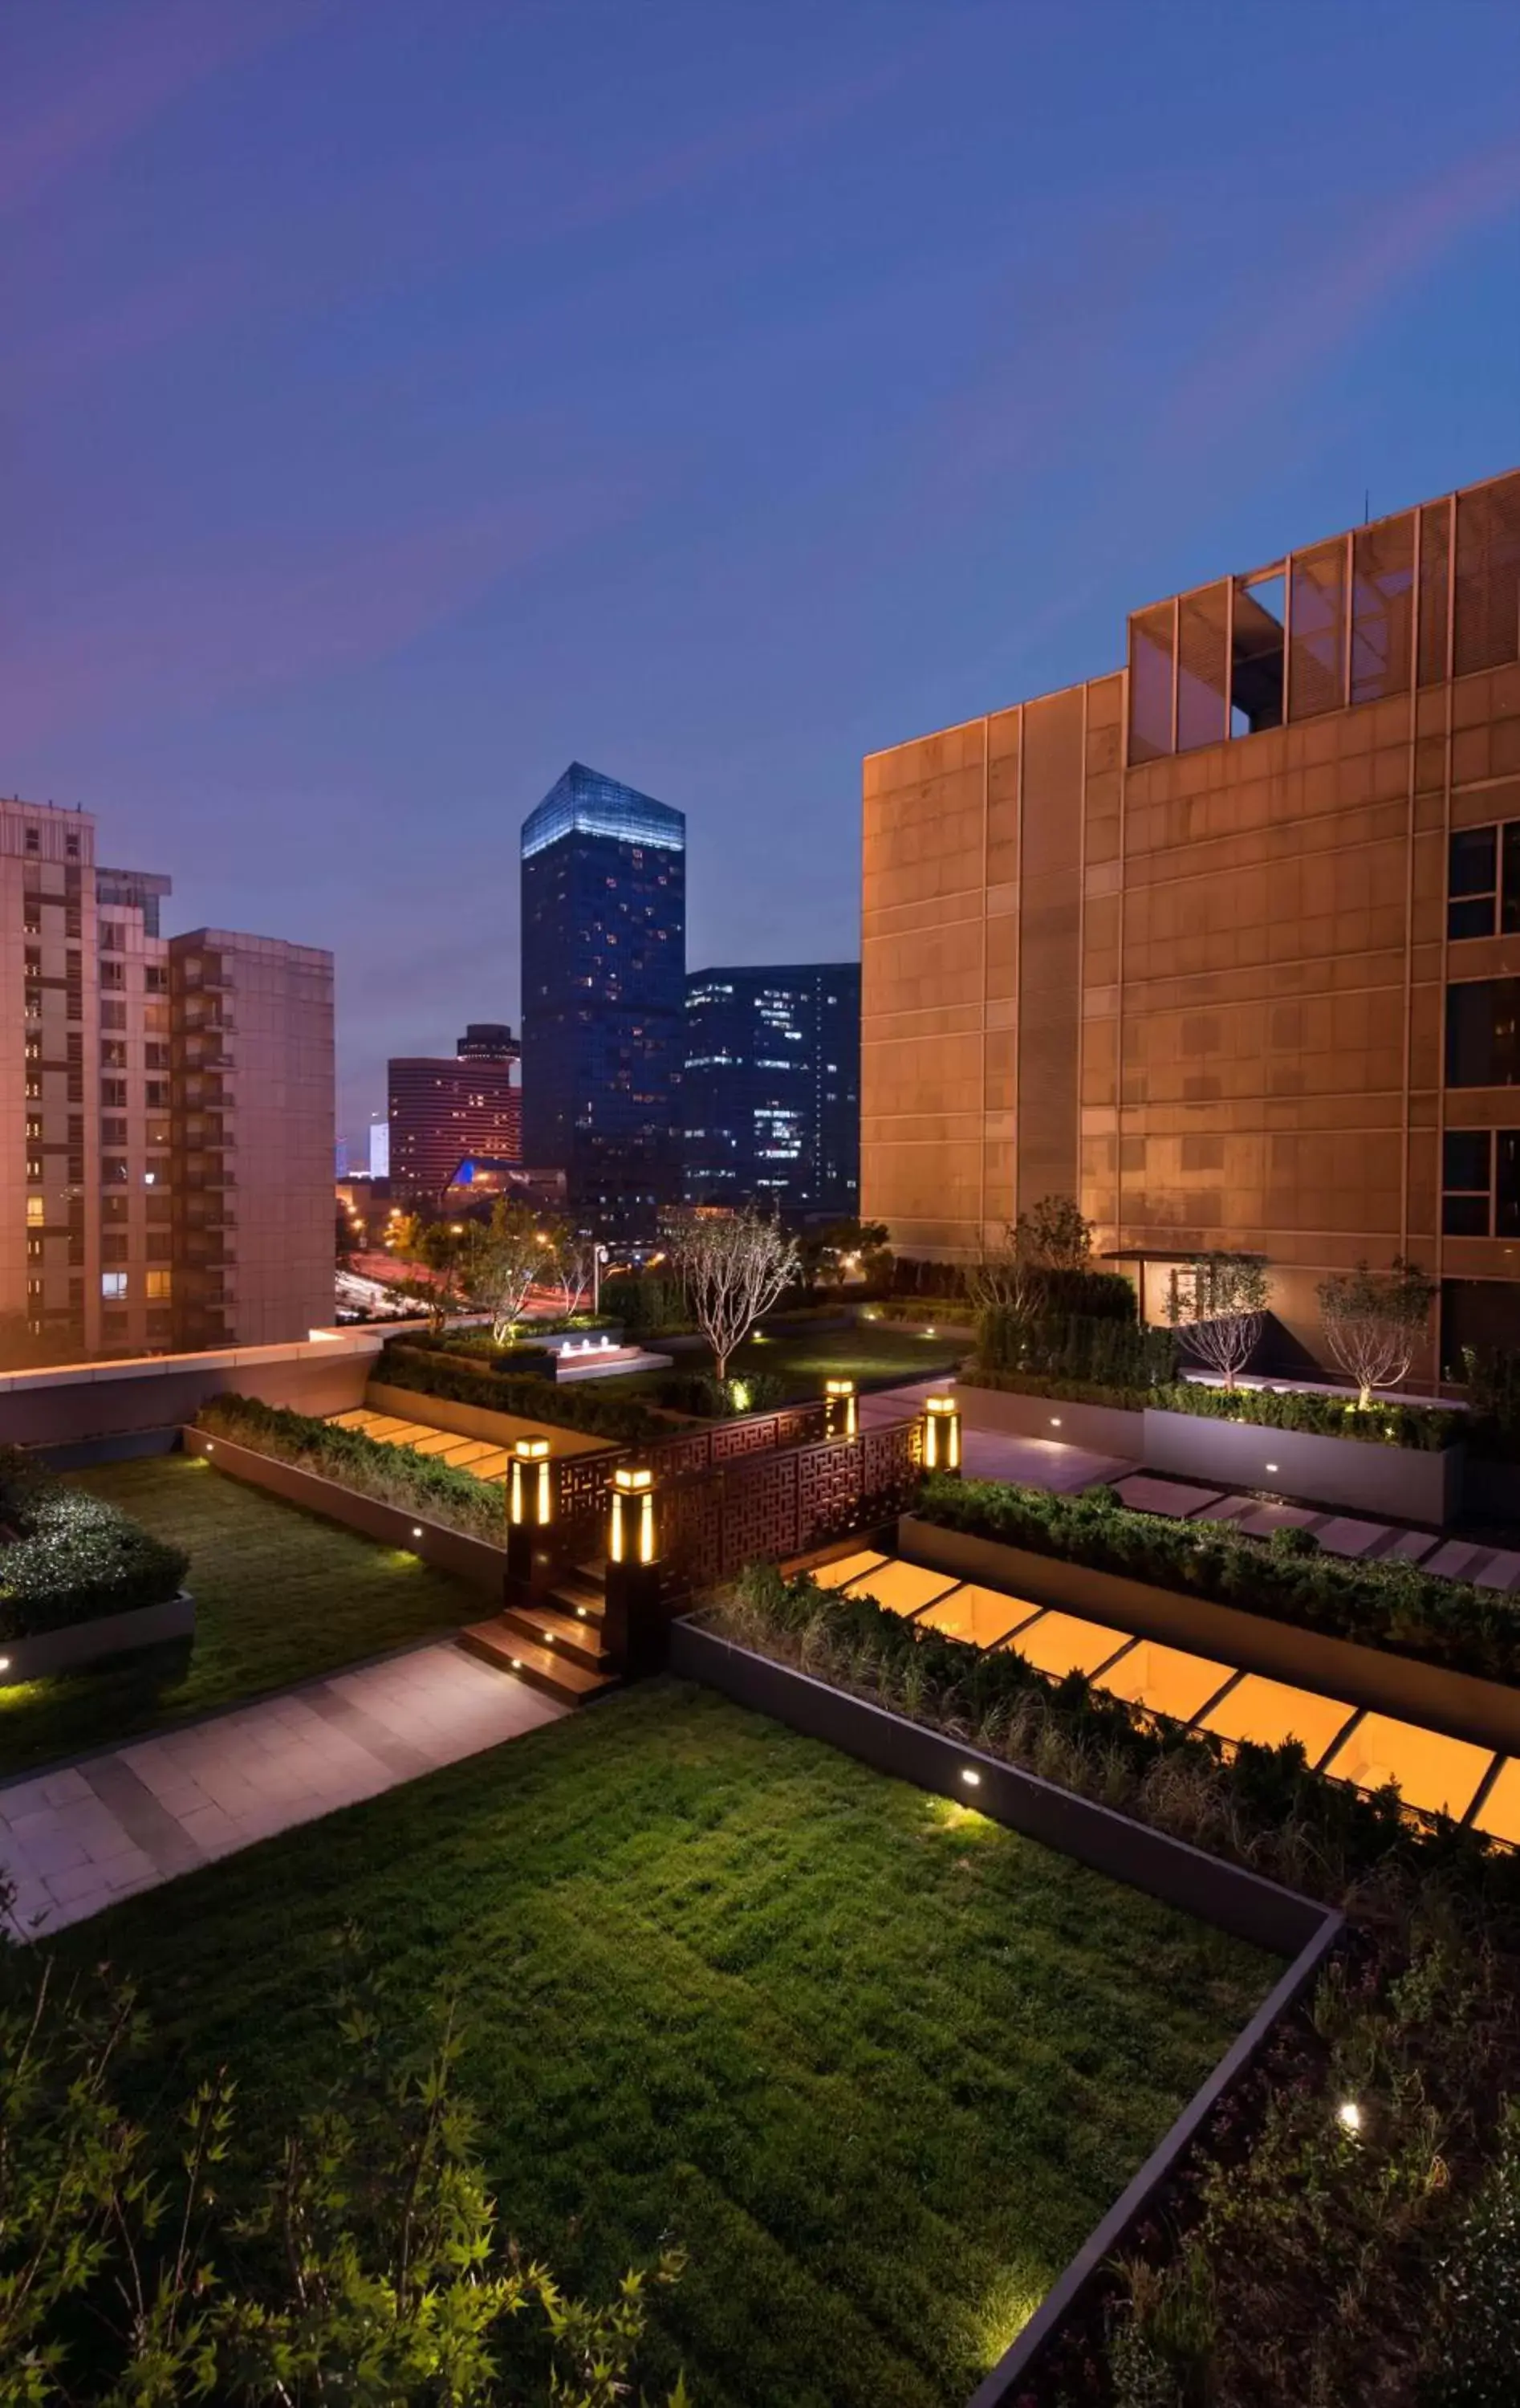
<box><xmin>0</xmin><ymin>1591</ymin><xmax>194</xmax><ymax>1684</ymax></box>
<box><xmin>1141</xmin><ymin>1405</ymin><xmax>1463</xmax><ymax>1522</ymax></box>
<box><xmin>183</xmin><ymin>1427</ymin><xmax>509</xmax><ymax>1597</ymax></box>
<box><xmin>898</xmin><ymin>1512</ymin><xmax>1520</xmax><ymax>1755</ymax></box>
<box><xmin>957</xmin><ymin>1380</ymin><xmax>1144</xmax><ymax>1458</ymax></box>
<box><xmin>364</xmin><ymin>1380</ymin><xmax>616</xmax><ymax>1461</ymax></box>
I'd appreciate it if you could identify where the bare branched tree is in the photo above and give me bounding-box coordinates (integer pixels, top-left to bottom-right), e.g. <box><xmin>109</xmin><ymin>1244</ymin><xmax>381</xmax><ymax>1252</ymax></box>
<box><xmin>555</xmin><ymin>1231</ymin><xmax>596</xmax><ymax>1320</ymax></box>
<box><xmin>965</xmin><ymin>1194</ymin><xmax>1095</xmax><ymax>1319</ymax></box>
<box><xmin>1166</xmin><ymin>1253</ymin><xmax>1270</xmax><ymax>1390</ymax></box>
<box><xmin>663</xmin><ymin>1208</ymin><xmax>800</xmax><ymax>1379</ymax></box>
<box><xmin>1316</xmin><ymin>1257</ymin><xmax>1437</xmax><ymax>1408</ymax></box>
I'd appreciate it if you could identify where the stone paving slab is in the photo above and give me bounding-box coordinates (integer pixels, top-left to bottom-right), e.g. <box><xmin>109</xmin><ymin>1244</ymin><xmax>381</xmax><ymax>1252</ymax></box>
<box><xmin>1233</xmin><ymin>1501</ymin><xmax>1321</xmax><ymax>1538</ymax></box>
<box><xmin>1425</xmin><ymin>1541</ymin><xmax>1487</xmax><ymax>1582</ymax></box>
<box><xmin>1</xmin><ymin>1643</ymin><xmax>566</xmax><ymax>1939</ymax></box>
<box><xmin>1115</xmin><ymin>1474</ymin><xmax>1224</xmax><ymax>1519</ymax></box>
<box><xmin>1473</xmin><ymin>1550</ymin><xmax>1520</xmax><ymax>1592</ymax></box>
<box><xmin>1313</xmin><ymin>1517</ymin><xmax>1390</xmax><ymax>1559</ymax></box>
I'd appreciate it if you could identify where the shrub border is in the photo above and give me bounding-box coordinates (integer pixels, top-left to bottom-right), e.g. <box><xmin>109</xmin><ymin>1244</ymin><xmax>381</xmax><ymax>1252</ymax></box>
<box><xmin>669</xmin><ymin>1616</ymin><xmax>1341</xmax><ymax>2408</ymax></box>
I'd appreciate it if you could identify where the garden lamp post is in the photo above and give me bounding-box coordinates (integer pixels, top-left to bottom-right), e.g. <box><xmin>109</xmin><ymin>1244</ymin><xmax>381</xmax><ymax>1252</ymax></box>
<box><xmin>604</xmin><ymin>1464</ymin><xmax>667</xmax><ymax>1677</ymax></box>
<box><xmin>823</xmin><ymin>1377</ymin><xmax>858</xmax><ymax>1441</ymax></box>
<box><xmin>921</xmin><ymin>1394</ymin><xmax>962</xmax><ymax>1476</ymax></box>
<box><xmin>506</xmin><ymin>1435</ymin><xmax>554</xmax><ymax>1590</ymax></box>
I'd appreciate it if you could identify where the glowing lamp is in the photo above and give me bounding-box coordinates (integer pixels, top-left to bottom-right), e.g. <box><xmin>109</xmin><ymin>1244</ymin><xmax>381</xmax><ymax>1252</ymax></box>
<box><xmin>610</xmin><ymin>1466</ymin><xmax>658</xmax><ymax>1567</ymax></box>
<box><xmin>960</xmin><ymin>1767</ymin><xmax>981</xmax><ymax>1788</ymax></box>
<box><xmin>509</xmin><ymin>1437</ymin><xmax>554</xmax><ymax>1530</ymax></box>
<box><xmin>921</xmin><ymin>1395</ymin><xmax>962</xmax><ymax>1474</ymax></box>
<box><xmin>823</xmin><ymin>1377</ymin><xmax>858</xmax><ymax>1441</ymax></box>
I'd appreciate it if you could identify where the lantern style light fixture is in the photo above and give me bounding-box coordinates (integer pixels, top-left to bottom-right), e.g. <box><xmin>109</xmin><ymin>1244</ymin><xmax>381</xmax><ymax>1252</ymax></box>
<box><xmin>921</xmin><ymin>1394</ymin><xmax>961</xmax><ymax>1474</ymax></box>
<box><xmin>508</xmin><ymin>1436</ymin><xmax>553</xmax><ymax>1530</ymax></box>
<box><xmin>609</xmin><ymin>1464</ymin><xmax>658</xmax><ymax>1567</ymax></box>
<box><xmin>823</xmin><ymin>1376</ymin><xmax>858</xmax><ymax>1441</ymax></box>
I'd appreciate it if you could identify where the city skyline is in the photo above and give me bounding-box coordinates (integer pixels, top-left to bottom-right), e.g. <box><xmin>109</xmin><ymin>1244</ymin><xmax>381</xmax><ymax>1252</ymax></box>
<box><xmin>8</xmin><ymin>2</ymin><xmax>1520</xmax><ymax>1151</ymax></box>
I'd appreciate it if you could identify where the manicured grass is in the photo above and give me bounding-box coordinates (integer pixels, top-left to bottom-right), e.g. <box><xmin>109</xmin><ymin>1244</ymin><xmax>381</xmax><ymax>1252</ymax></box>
<box><xmin>0</xmin><ymin>1455</ymin><xmax>480</xmax><ymax>1777</ymax></box>
<box><xmin>597</xmin><ymin>1320</ymin><xmax>967</xmax><ymax>1406</ymax></box>
<box><xmin>72</xmin><ymin>1681</ymin><xmax>1278</xmax><ymax>2408</ymax></box>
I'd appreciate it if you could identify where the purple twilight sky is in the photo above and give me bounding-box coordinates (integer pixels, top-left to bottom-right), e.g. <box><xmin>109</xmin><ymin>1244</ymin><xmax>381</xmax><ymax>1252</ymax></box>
<box><xmin>6</xmin><ymin>0</ymin><xmax>1520</xmax><ymax>1153</ymax></box>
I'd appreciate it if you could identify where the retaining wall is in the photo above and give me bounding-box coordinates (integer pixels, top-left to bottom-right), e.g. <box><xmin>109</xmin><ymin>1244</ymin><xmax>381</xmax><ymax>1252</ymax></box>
<box><xmin>1141</xmin><ymin>1405</ymin><xmax>1462</xmax><ymax>1521</ymax></box>
<box><xmin>898</xmin><ymin>1511</ymin><xmax>1520</xmax><ymax>1753</ymax></box>
<box><xmin>957</xmin><ymin>1381</ymin><xmax>1145</xmax><ymax>1456</ymax></box>
<box><xmin>364</xmin><ymin>1379</ymin><xmax>617</xmax><ymax>1460</ymax></box>
<box><xmin>0</xmin><ymin>1332</ymin><xmax>392</xmax><ymax>1450</ymax></box>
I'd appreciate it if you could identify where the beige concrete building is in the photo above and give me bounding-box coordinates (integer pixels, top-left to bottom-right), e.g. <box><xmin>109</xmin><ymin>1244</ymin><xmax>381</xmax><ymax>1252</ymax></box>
<box><xmin>0</xmin><ymin>797</ymin><xmax>334</xmax><ymax>1362</ymax></box>
<box><xmin>862</xmin><ymin>465</ymin><xmax>1520</xmax><ymax>1373</ymax></box>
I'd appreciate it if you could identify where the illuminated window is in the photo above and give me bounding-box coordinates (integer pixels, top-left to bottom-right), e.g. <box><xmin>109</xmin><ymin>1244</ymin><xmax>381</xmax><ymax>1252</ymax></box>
<box><xmin>26</xmin><ymin>1196</ymin><xmax>44</xmax><ymax>1225</ymax></box>
<box><xmin>145</xmin><ymin>1269</ymin><xmax>173</xmax><ymax>1301</ymax></box>
<box><xmin>101</xmin><ymin>1271</ymin><xmax>128</xmax><ymax>1300</ymax></box>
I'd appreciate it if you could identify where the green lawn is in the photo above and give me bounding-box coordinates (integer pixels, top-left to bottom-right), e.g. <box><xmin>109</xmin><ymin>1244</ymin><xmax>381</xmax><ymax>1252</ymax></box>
<box><xmin>0</xmin><ymin>1455</ymin><xmax>481</xmax><ymax>1778</ymax></box>
<box><xmin>595</xmin><ymin>1320</ymin><xmax>968</xmax><ymax>1405</ymax></box>
<box><xmin>71</xmin><ymin>1681</ymin><xmax>1278</xmax><ymax>2408</ymax></box>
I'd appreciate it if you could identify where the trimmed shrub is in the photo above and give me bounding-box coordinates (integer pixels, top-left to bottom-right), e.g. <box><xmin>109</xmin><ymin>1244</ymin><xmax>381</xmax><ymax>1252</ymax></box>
<box><xmin>193</xmin><ymin>1395</ymin><xmax>510</xmax><ymax>1542</ymax></box>
<box><xmin>375</xmin><ymin>1340</ymin><xmax>668</xmax><ymax>1444</ymax></box>
<box><xmin>0</xmin><ymin>1446</ymin><xmax>187</xmax><ymax>1640</ymax></box>
<box><xmin>975</xmin><ymin>1307</ymin><xmax>1175</xmax><ymax>1388</ymax></box>
<box><xmin>1150</xmin><ymin>1377</ymin><xmax>1461</xmax><ymax>1450</ymax></box>
<box><xmin>960</xmin><ymin>1350</ymin><xmax>1464</xmax><ymax>1451</ymax></box>
<box><xmin>913</xmin><ymin>1471</ymin><xmax>1520</xmax><ymax>1684</ymax></box>
<box><xmin>610</xmin><ymin>1274</ymin><xmax>692</xmax><ymax>1339</ymax></box>
<box><xmin>650</xmin><ymin>1370</ymin><xmax>790</xmax><ymax>1419</ymax></box>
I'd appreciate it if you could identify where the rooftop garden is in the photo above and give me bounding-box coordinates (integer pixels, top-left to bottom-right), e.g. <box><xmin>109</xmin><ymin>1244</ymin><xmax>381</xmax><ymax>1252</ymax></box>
<box><xmin>0</xmin><ymin>1453</ymin><xmax>483</xmax><ymax>1778</ymax></box>
<box><xmin>41</xmin><ymin>1681</ymin><xmax>1274</xmax><ymax>2408</ymax></box>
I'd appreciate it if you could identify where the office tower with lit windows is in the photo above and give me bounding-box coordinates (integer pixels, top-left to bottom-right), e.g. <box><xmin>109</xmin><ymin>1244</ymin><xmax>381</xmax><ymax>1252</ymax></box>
<box><xmin>862</xmin><ymin>462</ymin><xmax>1520</xmax><ymax>1379</ymax></box>
<box><xmin>1</xmin><ymin>795</ymin><xmax>333</xmax><ymax>1363</ymax></box>
<box><xmin>682</xmin><ymin>965</ymin><xmax>860</xmax><ymax>1218</ymax></box>
<box><xmin>388</xmin><ymin>1026</ymin><xmax>522</xmax><ymax>1202</ymax></box>
<box><xmin>520</xmin><ymin>763</ymin><xmax>685</xmax><ymax>1236</ymax></box>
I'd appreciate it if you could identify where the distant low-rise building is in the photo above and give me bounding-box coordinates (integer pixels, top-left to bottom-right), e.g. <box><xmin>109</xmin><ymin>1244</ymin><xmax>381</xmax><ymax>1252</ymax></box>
<box><xmin>682</xmin><ymin>964</ymin><xmax>860</xmax><ymax>1218</ymax></box>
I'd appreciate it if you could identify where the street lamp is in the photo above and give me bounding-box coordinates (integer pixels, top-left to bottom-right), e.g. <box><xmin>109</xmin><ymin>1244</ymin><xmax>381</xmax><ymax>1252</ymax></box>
<box><xmin>591</xmin><ymin>1243</ymin><xmax>609</xmax><ymax>1315</ymax></box>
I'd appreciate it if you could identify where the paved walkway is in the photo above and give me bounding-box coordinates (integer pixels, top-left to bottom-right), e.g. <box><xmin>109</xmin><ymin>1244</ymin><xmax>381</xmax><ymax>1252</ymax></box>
<box><xmin>0</xmin><ymin>1645</ymin><xmax>565</xmax><ymax>1938</ymax></box>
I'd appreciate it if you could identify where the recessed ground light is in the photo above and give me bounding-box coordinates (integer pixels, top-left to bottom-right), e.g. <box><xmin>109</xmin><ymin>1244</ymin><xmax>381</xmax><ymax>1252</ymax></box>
<box><xmin>575</xmin><ymin>1606</ymin><xmax>587</xmax><ymax>1618</ymax></box>
<box><xmin>510</xmin><ymin>1658</ymin><xmax>523</xmax><ymax>1670</ymax></box>
<box><xmin>961</xmin><ymin>1767</ymin><xmax>981</xmax><ymax>1788</ymax></box>
<box><xmin>412</xmin><ymin>1526</ymin><xmax>423</xmax><ymax>1539</ymax></box>
<box><xmin>1050</xmin><ymin>1417</ymin><xmax>1062</xmax><ymax>1429</ymax></box>
<box><xmin>0</xmin><ymin>1657</ymin><xmax>10</xmax><ymax>1673</ymax></box>
<box><xmin>205</xmin><ymin>1442</ymin><xmax>213</xmax><ymax>1454</ymax></box>
<box><xmin>1337</xmin><ymin>2099</ymin><xmax>1363</xmax><ymax>2134</ymax></box>
<box><xmin>543</xmin><ymin>1631</ymin><xmax>555</xmax><ymax>1644</ymax></box>
<box><xmin>1265</xmin><ymin>1463</ymin><xmax>1278</xmax><ymax>1474</ymax></box>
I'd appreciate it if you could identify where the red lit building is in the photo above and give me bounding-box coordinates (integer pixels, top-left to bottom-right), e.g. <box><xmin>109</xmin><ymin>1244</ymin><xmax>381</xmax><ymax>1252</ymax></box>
<box><xmin>388</xmin><ymin>1024</ymin><xmax>521</xmax><ymax>1202</ymax></box>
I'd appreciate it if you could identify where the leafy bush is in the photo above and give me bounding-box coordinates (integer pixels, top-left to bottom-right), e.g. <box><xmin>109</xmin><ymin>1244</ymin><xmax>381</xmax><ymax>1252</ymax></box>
<box><xmin>1150</xmin><ymin>1377</ymin><xmax>1462</xmax><ymax>1450</ymax></box>
<box><xmin>975</xmin><ymin>1307</ymin><xmax>1175</xmax><ymax>1387</ymax></box>
<box><xmin>872</xmin><ymin>1296</ymin><xmax>969</xmax><ymax>1325</ymax></box>
<box><xmin>611</xmin><ymin>1273</ymin><xmax>693</xmax><ymax>1338</ymax></box>
<box><xmin>376</xmin><ymin>1339</ymin><xmax>669</xmax><ymax>1443</ymax></box>
<box><xmin>0</xmin><ymin>1446</ymin><xmax>187</xmax><ymax>1639</ymax></box>
<box><xmin>651</xmin><ymin>1370</ymin><xmax>790</xmax><ymax>1418</ymax></box>
<box><xmin>913</xmin><ymin>1472</ymin><xmax>1520</xmax><ymax>1683</ymax></box>
<box><xmin>1423</xmin><ymin>2100</ymin><xmax>1520</xmax><ymax>2406</ymax></box>
<box><xmin>195</xmin><ymin>1394</ymin><xmax>510</xmax><ymax>1542</ymax></box>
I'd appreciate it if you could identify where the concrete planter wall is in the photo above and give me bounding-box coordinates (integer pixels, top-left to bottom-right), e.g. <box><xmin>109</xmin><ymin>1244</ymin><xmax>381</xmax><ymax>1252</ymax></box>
<box><xmin>0</xmin><ymin>1330</ymin><xmax>392</xmax><ymax>1450</ymax></box>
<box><xmin>669</xmin><ymin>1617</ymin><xmax>1341</xmax><ymax>2408</ymax></box>
<box><xmin>1141</xmin><ymin>1405</ymin><xmax>1462</xmax><ymax>1521</ymax></box>
<box><xmin>957</xmin><ymin>1380</ymin><xmax>1144</xmax><ymax>1457</ymax></box>
<box><xmin>898</xmin><ymin>1512</ymin><xmax>1520</xmax><ymax>1754</ymax></box>
<box><xmin>0</xmin><ymin>1591</ymin><xmax>194</xmax><ymax>1684</ymax></box>
<box><xmin>182</xmin><ymin>1426</ymin><xmax>509</xmax><ymax>1597</ymax></box>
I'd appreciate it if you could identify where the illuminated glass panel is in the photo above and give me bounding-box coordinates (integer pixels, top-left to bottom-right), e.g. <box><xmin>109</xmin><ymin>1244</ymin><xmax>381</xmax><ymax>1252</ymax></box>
<box><xmin>843</xmin><ymin>1560</ymin><xmax>961</xmax><ymax>1617</ymax></box>
<box><xmin>1197</xmin><ymin>1673</ymin><xmax>1356</xmax><ymax>1765</ymax></box>
<box><xmin>1001</xmin><ymin>1611</ymin><xmax>1132</xmax><ymax>1680</ymax></box>
<box><xmin>1096</xmin><ymin>1641</ymin><xmax>1235</xmax><ymax>1725</ymax></box>
<box><xmin>912</xmin><ymin>1584</ymin><xmax>1043</xmax><ymax>1648</ymax></box>
<box><xmin>1322</xmin><ymin>1714</ymin><xmax>1494</xmax><ymax>1821</ymax></box>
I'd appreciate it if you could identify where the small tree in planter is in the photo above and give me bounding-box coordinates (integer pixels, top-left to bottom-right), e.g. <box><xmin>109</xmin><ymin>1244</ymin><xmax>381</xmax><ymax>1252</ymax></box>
<box><xmin>664</xmin><ymin>1207</ymin><xmax>800</xmax><ymax>1380</ymax></box>
<box><xmin>1317</xmin><ymin>1257</ymin><xmax>1437</xmax><ymax>1409</ymax></box>
<box><xmin>555</xmin><ymin>1228</ymin><xmax>597</xmax><ymax>1320</ymax></box>
<box><xmin>967</xmin><ymin>1194</ymin><xmax>1095</xmax><ymax>1319</ymax></box>
<box><xmin>468</xmin><ymin>1199</ymin><xmax>552</xmax><ymax>1346</ymax></box>
<box><xmin>1166</xmin><ymin>1253</ymin><xmax>1270</xmax><ymax>1390</ymax></box>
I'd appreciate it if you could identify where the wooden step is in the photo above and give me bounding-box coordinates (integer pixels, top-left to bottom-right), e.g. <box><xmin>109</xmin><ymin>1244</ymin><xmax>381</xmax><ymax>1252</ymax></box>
<box><xmin>571</xmin><ymin>1558</ymin><xmax>609</xmax><ymax>1592</ymax></box>
<box><xmin>502</xmin><ymin>1599</ymin><xmax>611</xmax><ymax>1675</ymax></box>
<box><xmin>553</xmin><ymin>1568</ymin><xmax>608</xmax><ymax>1619</ymax></box>
<box><xmin>460</xmin><ymin>1621</ymin><xmax>618</xmax><ymax>1706</ymax></box>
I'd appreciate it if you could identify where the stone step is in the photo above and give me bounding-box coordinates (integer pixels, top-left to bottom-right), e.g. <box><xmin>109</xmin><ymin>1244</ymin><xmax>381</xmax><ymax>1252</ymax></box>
<box><xmin>459</xmin><ymin>1622</ymin><xmax>618</xmax><ymax>1706</ymax></box>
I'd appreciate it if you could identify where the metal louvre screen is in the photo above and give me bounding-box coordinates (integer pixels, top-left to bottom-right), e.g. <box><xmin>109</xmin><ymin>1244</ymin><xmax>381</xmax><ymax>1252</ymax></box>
<box><xmin>1176</xmin><ymin>583</ymin><xmax>1230</xmax><ymax>753</ymax></box>
<box><xmin>1288</xmin><ymin>539</ymin><xmax>1348</xmax><ymax>720</ymax></box>
<box><xmin>1454</xmin><ymin>472</ymin><xmax>1520</xmax><ymax>678</ymax></box>
<box><xmin>1417</xmin><ymin>498</ymin><xmax>1452</xmax><ymax>685</ymax></box>
<box><xmin>1128</xmin><ymin>602</ymin><xmax>1174</xmax><ymax>763</ymax></box>
<box><xmin>1350</xmin><ymin>514</ymin><xmax>1415</xmax><ymax>706</ymax></box>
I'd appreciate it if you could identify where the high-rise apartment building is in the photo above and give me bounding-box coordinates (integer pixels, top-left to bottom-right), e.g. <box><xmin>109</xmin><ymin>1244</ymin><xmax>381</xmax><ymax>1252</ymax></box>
<box><xmin>682</xmin><ymin>964</ymin><xmax>860</xmax><ymax>1217</ymax></box>
<box><xmin>170</xmin><ymin>929</ymin><xmax>335</xmax><ymax>1349</ymax></box>
<box><xmin>520</xmin><ymin>762</ymin><xmax>685</xmax><ymax>1237</ymax></box>
<box><xmin>0</xmin><ymin>797</ymin><xmax>334</xmax><ymax>1362</ymax></box>
<box><xmin>388</xmin><ymin>1025</ymin><xmax>522</xmax><ymax>1201</ymax></box>
<box><xmin>862</xmin><ymin>464</ymin><xmax>1520</xmax><ymax>1377</ymax></box>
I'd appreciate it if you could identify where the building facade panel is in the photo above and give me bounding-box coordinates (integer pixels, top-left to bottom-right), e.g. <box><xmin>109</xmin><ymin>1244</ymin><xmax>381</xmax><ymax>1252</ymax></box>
<box><xmin>862</xmin><ymin>465</ymin><xmax>1520</xmax><ymax>1373</ymax></box>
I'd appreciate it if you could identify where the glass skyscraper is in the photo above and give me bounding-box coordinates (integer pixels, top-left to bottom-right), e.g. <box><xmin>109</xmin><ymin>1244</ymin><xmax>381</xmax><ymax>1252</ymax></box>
<box><xmin>682</xmin><ymin>963</ymin><xmax>860</xmax><ymax>1218</ymax></box>
<box><xmin>520</xmin><ymin>763</ymin><xmax>685</xmax><ymax>1237</ymax></box>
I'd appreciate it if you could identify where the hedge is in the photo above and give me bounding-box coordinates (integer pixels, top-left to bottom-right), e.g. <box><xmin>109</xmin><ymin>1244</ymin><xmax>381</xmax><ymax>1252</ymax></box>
<box><xmin>961</xmin><ymin>1350</ymin><xmax>1465</xmax><ymax>1451</ymax></box>
<box><xmin>0</xmin><ymin>1446</ymin><xmax>188</xmax><ymax>1641</ymax></box>
<box><xmin>375</xmin><ymin>1340</ymin><xmax>669</xmax><ymax>1444</ymax></box>
<box><xmin>976</xmin><ymin>1304</ymin><xmax>1175</xmax><ymax>1388</ymax></box>
<box><xmin>914</xmin><ymin>1471</ymin><xmax>1520</xmax><ymax>1685</ymax></box>
<box><xmin>194</xmin><ymin>1395</ymin><xmax>508</xmax><ymax>1543</ymax></box>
